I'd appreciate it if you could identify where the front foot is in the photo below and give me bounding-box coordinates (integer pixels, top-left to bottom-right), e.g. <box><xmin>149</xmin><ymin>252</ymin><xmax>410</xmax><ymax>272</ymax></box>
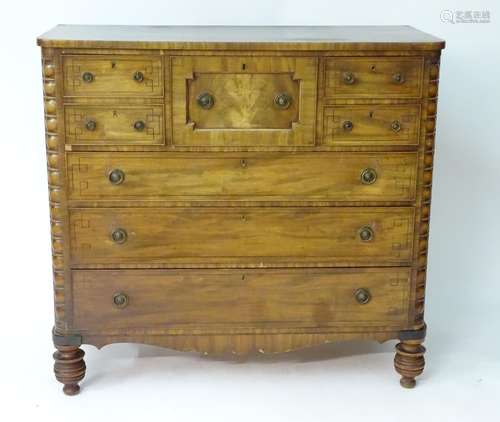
<box><xmin>394</xmin><ymin>335</ymin><xmax>426</xmax><ymax>389</ymax></box>
<box><xmin>53</xmin><ymin>345</ymin><xmax>86</xmax><ymax>395</ymax></box>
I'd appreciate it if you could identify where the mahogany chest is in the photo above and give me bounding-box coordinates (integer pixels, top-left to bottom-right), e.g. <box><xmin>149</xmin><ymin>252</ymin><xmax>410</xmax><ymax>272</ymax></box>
<box><xmin>37</xmin><ymin>25</ymin><xmax>445</xmax><ymax>395</ymax></box>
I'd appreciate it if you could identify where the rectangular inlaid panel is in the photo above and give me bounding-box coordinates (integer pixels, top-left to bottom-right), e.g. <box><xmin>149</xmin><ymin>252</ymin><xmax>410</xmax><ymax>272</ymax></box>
<box><xmin>64</xmin><ymin>105</ymin><xmax>164</xmax><ymax>144</ymax></box>
<box><xmin>67</xmin><ymin>152</ymin><xmax>418</xmax><ymax>202</ymax></box>
<box><xmin>69</xmin><ymin>207</ymin><xmax>415</xmax><ymax>266</ymax></box>
<box><xmin>323</xmin><ymin>105</ymin><xmax>420</xmax><ymax>146</ymax></box>
<box><xmin>325</xmin><ymin>57</ymin><xmax>423</xmax><ymax>98</ymax></box>
<box><xmin>189</xmin><ymin>73</ymin><xmax>299</xmax><ymax>129</ymax></box>
<box><xmin>63</xmin><ymin>55</ymin><xmax>163</xmax><ymax>96</ymax></box>
<box><xmin>72</xmin><ymin>268</ymin><xmax>411</xmax><ymax>331</ymax></box>
<box><xmin>171</xmin><ymin>56</ymin><xmax>317</xmax><ymax>146</ymax></box>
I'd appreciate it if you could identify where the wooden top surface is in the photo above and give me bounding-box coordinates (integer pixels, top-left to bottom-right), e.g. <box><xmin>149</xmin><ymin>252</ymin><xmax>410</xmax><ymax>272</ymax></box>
<box><xmin>37</xmin><ymin>25</ymin><xmax>445</xmax><ymax>51</ymax></box>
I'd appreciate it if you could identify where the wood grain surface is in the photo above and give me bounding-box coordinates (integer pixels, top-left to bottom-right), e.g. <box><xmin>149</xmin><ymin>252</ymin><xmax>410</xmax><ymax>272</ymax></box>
<box><xmin>39</xmin><ymin>25</ymin><xmax>444</xmax><ymax>391</ymax></box>
<box><xmin>72</xmin><ymin>268</ymin><xmax>411</xmax><ymax>331</ymax></box>
<box><xmin>38</xmin><ymin>25</ymin><xmax>445</xmax><ymax>51</ymax></box>
<box><xmin>171</xmin><ymin>56</ymin><xmax>317</xmax><ymax>146</ymax></box>
<box><xmin>69</xmin><ymin>207</ymin><xmax>415</xmax><ymax>266</ymax></box>
<box><xmin>67</xmin><ymin>152</ymin><xmax>417</xmax><ymax>202</ymax></box>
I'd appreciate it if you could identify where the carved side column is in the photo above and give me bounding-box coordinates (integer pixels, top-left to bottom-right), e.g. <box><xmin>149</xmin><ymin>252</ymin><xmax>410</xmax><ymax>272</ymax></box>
<box><xmin>415</xmin><ymin>57</ymin><xmax>440</xmax><ymax>326</ymax></box>
<box><xmin>42</xmin><ymin>48</ymin><xmax>66</xmax><ymax>330</ymax></box>
<box><xmin>395</xmin><ymin>56</ymin><xmax>440</xmax><ymax>388</ymax></box>
<box><xmin>42</xmin><ymin>48</ymin><xmax>86</xmax><ymax>395</ymax></box>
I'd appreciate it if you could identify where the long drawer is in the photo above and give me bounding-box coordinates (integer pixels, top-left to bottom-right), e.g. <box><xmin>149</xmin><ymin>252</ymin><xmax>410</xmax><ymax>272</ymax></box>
<box><xmin>69</xmin><ymin>207</ymin><xmax>415</xmax><ymax>266</ymax></box>
<box><xmin>67</xmin><ymin>152</ymin><xmax>418</xmax><ymax>202</ymax></box>
<box><xmin>72</xmin><ymin>268</ymin><xmax>411</xmax><ymax>331</ymax></box>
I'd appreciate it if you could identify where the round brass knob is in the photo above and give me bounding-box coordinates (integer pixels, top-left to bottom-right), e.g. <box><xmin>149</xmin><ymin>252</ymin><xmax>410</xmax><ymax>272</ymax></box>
<box><xmin>111</xmin><ymin>228</ymin><xmax>128</xmax><ymax>244</ymax></box>
<box><xmin>354</xmin><ymin>288</ymin><xmax>371</xmax><ymax>305</ymax></box>
<box><xmin>358</xmin><ymin>226</ymin><xmax>374</xmax><ymax>242</ymax></box>
<box><xmin>392</xmin><ymin>72</ymin><xmax>405</xmax><ymax>84</ymax></box>
<box><xmin>85</xmin><ymin>120</ymin><xmax>97</xmax><ymax>131</ymax></box>
<box><xmin>113</xmin><ymin>292</ymin><xmax>129</xmax><ymax>309</ymax></box>
<box><xmin>274</xmin><ymin>93</ymin><xmax>292</xmax><ymax>109</ymax></box>
<box><xmin>133</xmin><ymin>71</ymin><xmax>144</xmax><ymax>83</ymax></box>
<box><xmin>343</xmin><ymin>72</ymin><xmax>355</xmax><ymax>84</ymax></box>
<box><xmin>391</xmin><ymin>120</ymin><xmax>402</xmax><ymax>132</ymax></box>
<box><xmin>108</xmin><ymin>169</ymin><xmax>125</xmax><ymax>185</ymax></box>
<box><xmin>343</xmin><ymin>120</ymin><xmax>354</xmax><ymax>131</ymax></box>
<box><xmin>82</xmin><ymin>72</ymin><xmax>94</xmax><ymax>83</ymax></box>
<box><xmin>197</xmin><ymin>92</ymin><xmax>215</xmax><ymax>109</ymax></box>
<box><xmin>240</xmin><ymin>159</ymin><xmax>247</xmax><ymax>168</ymax></box>
<box><xmin>134</xmin><ymin>120</ymin><xmax>146</xmax><ymax>131</ymax></box>
<box><xmin>360</xmin><ymin>168</ymin><xmax>377</xmax><ymax>185</ymax></box>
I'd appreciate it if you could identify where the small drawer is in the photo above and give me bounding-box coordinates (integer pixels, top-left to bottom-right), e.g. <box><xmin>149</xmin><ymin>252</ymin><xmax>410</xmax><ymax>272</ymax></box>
<box><xmin>67</xmin><ymin>152</ymin><xmax>417</xmax><ymax>202</ymax></box>
<box><xmin>323</xmin><ymin>105</ymin><xmax>420</xmax><ymax>146</ymax></box>
<box><xmin>63</xmin><ymin>56</ymin><xmax>163</xmax><ymax>96</ymax></box>
<box><xmin>325</xmin><ymin>58</ymin><xmax>423</xmax><ymax>98</ymax></box>
<box><xmin>72</xmin><ymin>268</ymin><xmax>411</xmax><ymax>331</ymax></box>
<box><xmin>64</xmin><ymin>105</ymin><xmax>163</xmax><ymax>144</ymax></box>
<box><xmin>171</xmin><ymin>56</ymin><xmax>317</xmax><ymax>146</ymax></box>
<box><xmin>69</xmin><ymin>207</ymin><xmax>415</xmax><ymax>266</ymax></box>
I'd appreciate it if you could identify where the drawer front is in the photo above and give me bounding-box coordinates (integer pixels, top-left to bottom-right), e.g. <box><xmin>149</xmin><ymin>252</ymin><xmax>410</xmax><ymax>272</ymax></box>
<box><xmin>171</xmin><ymin>56</ymin><xmax>317</xmax><ymax>146</ymax></box>
<box><xmin>323</xmin><ymin>105</ymin><xmax>420</xmax><ymax>146</ymax></box>
<box><xmin>72</xmin><ymin>268</ymin><xmax>411</xmax><ymax>331</ymax></box>
<box><xmin>65</xmin><ymin>105</ymin><xmax>163</xmax><ymax>144</ymax></box>
<box><xmin>67</xmin><ymin>152</ymin><xmax>417</xmax><ymax>202</ymax></box>
<box><xmin>325</xmin><ymin>58</ymin><xmax>423</xmax><ymax>98</ymax></box>
<box><xmin>63</xmin><ymin>56</ymin><xmax>163</xmax><ymax>96</ymax></box>
<box><xmin>69</xmin><ymin>207</ymin><xmax>415</xmax><ymax>266</ymax></box>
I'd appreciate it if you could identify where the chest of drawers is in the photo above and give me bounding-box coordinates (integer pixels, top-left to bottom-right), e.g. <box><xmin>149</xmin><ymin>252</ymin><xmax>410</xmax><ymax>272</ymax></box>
<box><xmin>38</xmin><ymin>25</ymin><xmax>444</xmax><ymax>395</ymax></box>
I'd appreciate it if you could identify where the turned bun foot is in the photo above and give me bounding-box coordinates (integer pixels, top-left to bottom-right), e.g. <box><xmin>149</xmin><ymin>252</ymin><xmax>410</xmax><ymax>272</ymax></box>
<box><xmin>63</xmin><ymin>384</ymin><xmax>81</xmax><ymax>396</ymax></box>
<box><xmin>53</xmin><ymin>345</ymin><xmax>86</xmax><ymax>396</ymax></box>
<box><xmin>400</xmin><ymin>376</ymin><xmax>417</xmax><ymax>389</ymax></box>
<box><xmin>394</xmin><ymin>339</ymin><xmax>425</xmax><ymax>388</ymax></box>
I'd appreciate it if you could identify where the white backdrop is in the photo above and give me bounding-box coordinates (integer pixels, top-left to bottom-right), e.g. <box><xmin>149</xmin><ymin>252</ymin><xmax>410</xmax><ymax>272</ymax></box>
<box><xmin>0</xmin><ymin>1</ymin><xmax>498</xmax><ymax>421</ymax></box>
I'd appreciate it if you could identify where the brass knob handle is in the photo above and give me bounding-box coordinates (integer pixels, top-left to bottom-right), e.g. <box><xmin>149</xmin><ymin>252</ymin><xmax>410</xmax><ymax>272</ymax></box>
<box><xmin>274</xmin><ymin>93</ymin><xmax>292</xmax><ymax>109</ymax></box>
<box><xmin>85</xmin><ymin>120</ymin><xmax>97</xmax><ymax>131</ymax></box>
<box><xmin>240</xmin><ymin>159</ymin><xmax>247</xmax><ymax>168</ymax></box>
<box><xmin>134</xmin><ymin>120</ymin><xmax>146</xmax><ymax>131</ymax></box>
<box><xmin>360</xmin><ymin>168</ymin><xmax>377</xmax><ymax>185</ymax></box>
<box><xmin>108</xmin><ymin>169</ymin><xmax>125</xmax><ymax>185</ymax></box>
<box><xmin>343</xmin><ymin>72</ymin><xmax>355</xmax><ymax>84</ymax></box>
<box><xmin>391</xmin><ymin>120</ymin><xmax>402</xmax><ymax>132</ymax></box>
<box><xmin>113</xmin><ymin>292</ymin><xmax>129</xmax><ymax>309</ymax></box>
<box><xmin>197</xmin><ymin>92</ymin><xmax>215</xmax><ymax>109</ymax></box>
<box><xmin>343</xmin><ymin>120</ymin><xmax>354</xmax><ymax>131</ymax></box>
<box><xmin>358</xmin><ymin>226</ymin><xmax>374</xmax><ymax>242</ymax></box>
<box><xmin>111</xmin><ymin>228</ymin><xmax>128</xmax><ymax>244</ymax></box>
<box><xmin>392</xmin><ymin>72</ymin><xmax>405</xmax><ymax>84</ymax></box>
<box><xmin>82</xmin><ymin>72</ymin><xmax>94</xmax><ymax>83</ymax></box>
<box><xmin>354</xmin><ymin>288</ymin><xmax>371</xmax><ymax>305</ymax></box>
<box><xmin>133</xmin><ymin>71</ymin><xmax>144</xmax><ymax>83</ymax></box>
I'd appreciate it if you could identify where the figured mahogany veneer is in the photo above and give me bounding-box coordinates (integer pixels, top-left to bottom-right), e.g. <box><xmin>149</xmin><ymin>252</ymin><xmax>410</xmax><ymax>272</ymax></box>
<box><xmin>38</xmin><ymin>25</ymin><xmax>444</xmax><ymax>394</ymax></box>
<box><xmin>72</xmin><ymin>268</ymin><xmax>411</xmax><ymax>331</ymax></box>
<box><xmin>67</xmin><ymin>152</ymin><xmax>418</xmax><ymax>202</ymax></box>
<box><xmin>69</xmin><ymin>207</ymin><xmax>415</xmax><ymax>266</ymax></box>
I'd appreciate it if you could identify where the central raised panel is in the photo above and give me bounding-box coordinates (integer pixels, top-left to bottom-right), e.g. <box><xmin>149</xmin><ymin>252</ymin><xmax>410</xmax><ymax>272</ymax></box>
<box><xmin>188</xmin><ymin>73</ymin><xmax>299</xmax><ymax>129</ymax></box>
<box><xmin>171</xmin><ymin>56</ymin><xmax>317</xmax><ymax>146</ymax></box>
